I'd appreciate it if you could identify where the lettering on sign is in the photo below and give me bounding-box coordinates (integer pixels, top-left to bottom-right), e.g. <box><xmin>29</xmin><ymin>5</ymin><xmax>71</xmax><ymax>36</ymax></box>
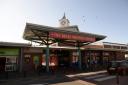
<box><xmin>49</xmin><ymin>32</ymin><xmax>95</xmax><ymax>42</ymax></box>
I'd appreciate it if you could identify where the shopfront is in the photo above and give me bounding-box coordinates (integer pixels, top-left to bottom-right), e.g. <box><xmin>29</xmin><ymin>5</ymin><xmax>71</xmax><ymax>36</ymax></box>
<box><xmin>0</xmin><ymin>48</ymin><xmax>19</xmax><ymax>72</ymax></box>
<box><xmin>82</xmin><ymin>51</ymin><xmax>104</xmax><ymax>71</ymax></box>
<box><xmin>82</xmin><ymin>47</ymin><xmax>126</xmax><ymax>71</ymax></box>
<box><xmin>23</xmin><ymin>47</ymin><xmax>43</xmax><ymax>71</ymax></box>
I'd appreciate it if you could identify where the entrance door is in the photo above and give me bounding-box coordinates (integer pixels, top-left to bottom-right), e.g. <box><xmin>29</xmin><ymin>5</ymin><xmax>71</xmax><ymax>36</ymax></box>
<box><xmin>57</xmin><ymin>50</ymin><xmax>70</xmax><ymax>68</ymax></box>
<box><xmin>0</xmin><ymin>57</ymin><xmax>6</xmax><ymax>72</ymax></box>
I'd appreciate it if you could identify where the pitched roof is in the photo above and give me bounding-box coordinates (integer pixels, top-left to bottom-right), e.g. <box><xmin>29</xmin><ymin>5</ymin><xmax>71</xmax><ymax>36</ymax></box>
<box><xmin>23</xmin><ymin>23</ymin><xmax>106</xmax><ymax>42</ymax></box>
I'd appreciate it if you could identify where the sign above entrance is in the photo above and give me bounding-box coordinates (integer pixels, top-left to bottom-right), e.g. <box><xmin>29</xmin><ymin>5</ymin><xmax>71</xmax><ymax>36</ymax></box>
<box><xmin>49</xmin><ymin>32</ymin><xmax>96</xmax><ymax>42</ymax></box>
<box><xmin>0</xmin><ymin>48</ymin><xmax>19</xmax><ymax>56</ymax></box>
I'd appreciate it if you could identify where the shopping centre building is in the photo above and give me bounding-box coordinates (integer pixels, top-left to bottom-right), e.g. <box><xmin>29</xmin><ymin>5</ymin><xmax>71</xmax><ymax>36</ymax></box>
<box><xmin>0</xmin><ymin>15</ymin><xmax>128</xmax><ymax>73</ymax></box>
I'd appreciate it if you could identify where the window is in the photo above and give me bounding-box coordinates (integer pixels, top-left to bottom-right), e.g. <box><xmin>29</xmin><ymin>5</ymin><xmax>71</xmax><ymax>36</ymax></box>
<box><xmin>5</xmin><ymin>56</ymin><xmax>17</xmax><ymax>71</ymax></box>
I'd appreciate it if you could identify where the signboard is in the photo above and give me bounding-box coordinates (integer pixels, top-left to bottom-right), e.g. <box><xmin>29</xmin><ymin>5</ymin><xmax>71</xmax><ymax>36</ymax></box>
<box><xmin>49</xmin><ymin>32</ymin><xmax>95</xmax><ymax>42</ymax></box>
<box><xmin>23</xmin><ymin>47</ymin><xmax>43</xmax><ymax>53</ymax></box>
<box><xmin>0</xmin><ymin>48</ymin><xmax>19</xmax><ymax>56</ymax></box>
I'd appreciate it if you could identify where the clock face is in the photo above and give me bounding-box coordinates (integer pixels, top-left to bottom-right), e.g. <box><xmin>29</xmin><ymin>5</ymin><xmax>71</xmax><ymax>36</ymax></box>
<box><xmin>61</xmin><ymin>21</ymin><xmax>66</xmax><ymax>25</ymax></box>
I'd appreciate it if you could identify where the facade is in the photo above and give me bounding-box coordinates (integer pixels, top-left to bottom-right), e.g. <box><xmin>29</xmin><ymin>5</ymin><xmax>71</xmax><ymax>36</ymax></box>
<box><xmin>82</xmin><ymin>42</ymin><xmax>128</xmax><ymax>70</ymax></box>
<box><xmin>0</xmin><ymin>15</ymin><xmax>128</xmax><ymax>73</ymax></box>
<box><xmin>0</xmin><ymin>42</ymin><xmax>128</xmax><ymax>72</ymax></box>
<box><xmin>0</xmin><ymin>42</ymin><xmax>30</xmax><ymax>72</ymax></box>
<box><xmin>23</xmin><ymin>14</ymin><xmax>106</xmax><ymax>72</ymax></box>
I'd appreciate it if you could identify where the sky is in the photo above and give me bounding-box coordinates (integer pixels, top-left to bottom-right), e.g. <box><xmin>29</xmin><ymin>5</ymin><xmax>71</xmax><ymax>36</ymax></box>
<box><xmin>0</xmin><ymin>0</ymin><xmax>128</xmax><ymax>44</ymax></box>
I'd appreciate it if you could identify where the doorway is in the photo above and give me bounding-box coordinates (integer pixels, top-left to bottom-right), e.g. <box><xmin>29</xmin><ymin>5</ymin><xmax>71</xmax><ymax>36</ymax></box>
<box><xmin>32</xmin><ymin>55</ymin><xmax>41</xmax><ymax>71</ymax></box>
<box><xmin>57</xmin><ymin>50</ymin><xmax>71</xmax><ymax>68</ymax></box>
<box><xmin>0</xmin><ymin>57</ymin><xmax>6</xmax><ymax>72</ymax></box>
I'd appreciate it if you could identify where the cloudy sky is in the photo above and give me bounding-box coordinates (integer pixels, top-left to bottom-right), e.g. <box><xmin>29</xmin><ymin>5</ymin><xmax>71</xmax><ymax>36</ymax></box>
<box><xmin>0</xmin><ymin>0</ymin><xmax>128</xmax><ymax>44</ymax></box>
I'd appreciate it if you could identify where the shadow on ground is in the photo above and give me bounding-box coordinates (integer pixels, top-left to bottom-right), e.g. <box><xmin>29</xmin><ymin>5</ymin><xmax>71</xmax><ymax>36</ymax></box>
<box><xmin>0</xmin><ymin>70</ymin><xmax>89</xmax><ymax>85</ymax></box>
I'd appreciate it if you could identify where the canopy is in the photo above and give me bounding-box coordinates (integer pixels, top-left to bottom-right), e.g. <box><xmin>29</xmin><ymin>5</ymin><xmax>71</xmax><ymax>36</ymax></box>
<box><xmin>23</xmin><ymin>23</ymin><xmax>106</xmax><ymax>46</ymax></box>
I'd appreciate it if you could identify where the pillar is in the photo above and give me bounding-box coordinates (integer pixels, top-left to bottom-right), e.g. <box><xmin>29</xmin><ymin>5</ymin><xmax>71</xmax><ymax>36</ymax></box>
<box><xmin>46</xmin><ymin>44</ymin><xmax>50</xmax><ymax>72</ymax></box>
<box><xmin>46</xmin><ymin>32</ymin><xmax>50</xmax><ymax>72</ymax></box>
<box><xmin>77</xmin><ymin>42</ymin><xmax>82</xmax><ymax>70</ymax></box>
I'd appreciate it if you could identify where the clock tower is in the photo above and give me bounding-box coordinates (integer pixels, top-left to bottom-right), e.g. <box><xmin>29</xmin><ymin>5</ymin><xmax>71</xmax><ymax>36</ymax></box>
<box><xmin>59</xmin><ymin>13</ymin><xmax>70</xmax><ymax>27</ymax></box>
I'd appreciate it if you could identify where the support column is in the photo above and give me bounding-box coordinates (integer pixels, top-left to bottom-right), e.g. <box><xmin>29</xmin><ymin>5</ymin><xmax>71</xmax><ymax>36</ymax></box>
<box><xmin>46</xmin><ymin>32</ymin><xmax>50</xmax><ymax>72</ymax></box>
<box><xmin>89</xmin><ymin>50</ymin><xmax>91</xmax><ymax>71</ymax></box>
<box><xmin>46</xmin><ymin>44</ymin><xmax>50</xmax><ymax>72</ymax></box>
<box><xmin>77</xmin><ymin>42</ymin><xmax>82</xmax><ymax>70</ymax></box>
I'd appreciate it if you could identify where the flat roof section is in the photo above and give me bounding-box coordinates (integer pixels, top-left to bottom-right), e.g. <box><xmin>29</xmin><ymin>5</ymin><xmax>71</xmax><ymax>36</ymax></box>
<box><xmin>0</xmin><ymin>41</ymin><xmax>31</xmax><ymax>47</ymax></box>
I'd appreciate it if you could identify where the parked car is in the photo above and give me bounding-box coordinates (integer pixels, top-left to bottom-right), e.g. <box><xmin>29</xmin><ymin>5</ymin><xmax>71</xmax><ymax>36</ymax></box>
<box><xmin>107</xmin><ymin>60</ymin><xmax>128</xmax><ymax>75</ymax></box>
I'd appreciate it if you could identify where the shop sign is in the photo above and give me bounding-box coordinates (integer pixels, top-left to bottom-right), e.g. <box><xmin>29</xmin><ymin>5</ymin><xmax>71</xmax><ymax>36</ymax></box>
<box><xmin>49</xmin><ymin>32</ymin><xmax>95</xmax><ymax>42</ymax></box>
<box><xmin>0</xmin><ymin>48</ymin><xmax>19</xmax><ymax>56</ymax></box>
<box><xmin>23</xmin><ymin>47</ymin><xmax>42</xmax><ymax>53</ymax></box>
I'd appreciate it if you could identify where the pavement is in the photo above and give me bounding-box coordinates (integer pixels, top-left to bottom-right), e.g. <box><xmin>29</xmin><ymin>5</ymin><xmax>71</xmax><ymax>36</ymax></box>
<box><xmin>67</xmin><ymin>70</ymin><xmax>128</xmax><ymax>85</ymax></box>
<box><xmin>0</xmin><ymin>70</ymin><xmax>128</xmax><ymax>85</ymax></box>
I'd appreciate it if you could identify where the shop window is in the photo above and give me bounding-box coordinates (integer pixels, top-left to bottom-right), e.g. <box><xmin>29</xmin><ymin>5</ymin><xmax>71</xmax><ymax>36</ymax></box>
<box><xmin>6</xmin><ymin>57</ymin><xmax>16</xmax><ymax>63</ymax></box>
<box><xmin>5</xmin><ymin>64</ymin><xmax>14</xmax><ymax>71</ymax></box>
<box><xmin>41</xmin><ymin>54</ymin><xmax>58</xmax><ymax>66</ymax></box>
<box><xmin>42</xmin><ymin>54</ymin><xmax>46</xmax><ymax>66</ymax></box>
<box><xmin>125</xmin><ymin>54</ymin><xmax>128</xmax><ymax>60</ymax></box>
<box><xmin>50</xmin><ymin>55</ymin><xmax>58</xmax><ymax>66</ymax></box>
<box><xmin>33</xmin><ymin>56</ymin><xmax>39</xmax><ymax>65</ymax></box>
<box><xmin>72</xmin><ymin>52</ymin><xmax>78</xmax><ymax>63</ymax></box>
<box><xmin>33</xmin><ymin>56</ymin><xmax>40</xmax><ymax>70</ymax></box>
<box><xmin>24</xmin><ymin>54</ymin><xmax>31</xmax><ymax>64</ymax></box>
<box><xmin>5</xmin><ymin>57</ymin><xmax>17</xmax><ymax>71</ymax></box>
<box><xmin>72</xmin><ymin>56</ymin><xmax>78</xmax><ymax>63</ymax></box>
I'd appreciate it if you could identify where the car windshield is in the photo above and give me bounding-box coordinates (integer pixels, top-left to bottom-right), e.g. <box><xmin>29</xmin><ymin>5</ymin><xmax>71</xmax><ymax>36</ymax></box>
<box><xmin>121</xmin><ymin>61</ymin><xmax>128</xmax><ymax>67</ymax></box>
<box><xmin>110</xmin><ymin>61</ymin><xmax>122</xmax><ymax>68</ymax></box>
<box><xmin>111</xmin><ymin>62</ymin><xmax>117</xmax><ymax>67</ymax></box>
